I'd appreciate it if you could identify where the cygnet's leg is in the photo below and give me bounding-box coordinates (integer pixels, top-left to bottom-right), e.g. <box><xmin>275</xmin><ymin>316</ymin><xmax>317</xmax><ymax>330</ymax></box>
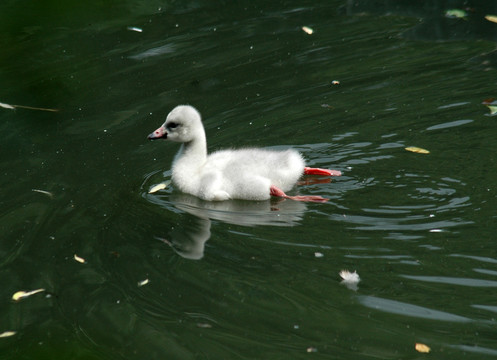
<box><xmin>270</xmin><ymin>185</ymin><xmax>329</xmax><ymax>203</ymax></box>
<box><xmin>304</xmin><ymin>167</ymin><xmax>342</xmax><ymax>176</ymax></box>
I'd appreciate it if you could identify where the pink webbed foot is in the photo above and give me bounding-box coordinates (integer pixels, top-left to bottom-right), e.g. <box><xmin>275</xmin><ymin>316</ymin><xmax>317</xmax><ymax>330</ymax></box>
<box><xmin>270</xmin><ymin>185</ymin><xmax>329</xmax><ymax>203</ymax></box>
<box><xmin>304</xmin><ymin>167</ymin><xmax>342</xmax><ymax>176</ymax></box>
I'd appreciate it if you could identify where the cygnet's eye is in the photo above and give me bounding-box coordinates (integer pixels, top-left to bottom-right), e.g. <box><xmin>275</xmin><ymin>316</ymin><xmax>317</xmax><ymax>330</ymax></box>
<box><xmin>167</xmin><ymin>122</ymin><xmax>179</xmax><ymax>129</ymax></box>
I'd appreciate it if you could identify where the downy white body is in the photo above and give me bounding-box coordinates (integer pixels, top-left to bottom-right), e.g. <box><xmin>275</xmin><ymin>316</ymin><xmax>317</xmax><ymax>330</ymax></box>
<box><xmin>148</xmin><ymin>105</ymin><xmax>305</xmax><ymax>201</ymax></box>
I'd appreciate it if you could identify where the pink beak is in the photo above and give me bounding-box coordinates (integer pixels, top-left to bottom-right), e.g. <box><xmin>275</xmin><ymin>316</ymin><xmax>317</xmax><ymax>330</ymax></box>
<box><xmin>148</xmin><ymin>125</ymin><xmax>167</xmax><ymax>140</ymax></box>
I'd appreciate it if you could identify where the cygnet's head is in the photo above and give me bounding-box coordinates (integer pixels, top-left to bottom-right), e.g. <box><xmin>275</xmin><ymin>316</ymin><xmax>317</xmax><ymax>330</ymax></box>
<box><xmin>148</xmin><ymin>105</ymin><xmax>204</xmax><ymax>143</ymax></box>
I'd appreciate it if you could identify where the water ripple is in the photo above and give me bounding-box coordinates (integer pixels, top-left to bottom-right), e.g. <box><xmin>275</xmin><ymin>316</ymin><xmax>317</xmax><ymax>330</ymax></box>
<box><xmin>426</xmin><ymin>119</ymin><xmax>473</xmax><ymax>131</ymax></box>
<box><xmin>450</xmin><ymin>254</ymin><xmax>497</xmax><ymax>264</ymax></box>
<box><xmin>447</xmin><ymin>344</ymin><xmax>497</xmax><ymax>356</ymax></box>
<box><xmin>358</xmin><ymin>295</ymin><xmax>471</xmax><ymax>322</ymax></box>
<box><xmin>471</xmin><ymin>305</ymin><xmax>497</xmax><ymax>314</ymax></box>
<box><xmin>400</xmin><ymin>275</ymin><xmax>497</xmax><ymax>287</ymax></box>
<box><xmin>473</xmin><ymin>268</ymin><xmax>497</xmax><ymax>277</ymax></box>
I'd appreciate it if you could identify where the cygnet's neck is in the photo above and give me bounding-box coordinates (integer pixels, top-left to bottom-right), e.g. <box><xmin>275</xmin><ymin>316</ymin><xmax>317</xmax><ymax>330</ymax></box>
<box><xmin>181</xmin><ymin>138</ymin><xmax>206</xmax><ymax>160</ymax></box>
<box><xmin>175</xmin><ymin>130</ymin><xmax>208</xmax><ymax>168</ymax></box>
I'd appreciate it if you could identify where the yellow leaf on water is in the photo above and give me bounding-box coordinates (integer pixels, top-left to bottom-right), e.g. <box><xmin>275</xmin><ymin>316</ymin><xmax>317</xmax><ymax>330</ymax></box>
<box><xmin>0</xmin><ymin>331</ymin><xmax>16</xmax><ymax>338</ymax></box>
<box><xmin>148</xmin><ymin>183</ymin><xmax>167</xmax><ymax>194</ymax></box>
<box><xmin>137</xmin><ymin>279</ymin><xmax>149</xmax><ymax>287</ymax></box>
<box><xmin>486</xmin><ymin>105</ymin><xmax>497</xmax><ymax>115</ymax></box>
<box><xmin>74</xmin><ymin>254</ymin><xmax>86</xmax><ymax>264</ymax></box>
<box><xmin>415</xmin><ymin>343</ymin><xmax>431</xmax><ymax>353</ymax></box>
<box><xmin>405</xmin><ymin>146</ymin><xmax>430</xmax><ymax>154</ymax></box>
<box><xmin>12</xmin><ymin>289</ymin><xmax>45</xmax><ymax>301</ymax></box>
<box><xmin>445</xmin><ymin>9</ymin><xmax>467</xmax><ymax>19</ymax></box>
<box><xmin>302</xmin><ymin>26</ymin><xmax>313</xmax><ymax>35</ymax></box>
<box><xmin>485</xmin><ymin>15</ymin><xmax>497</xmax><ymax>23</ymax></box>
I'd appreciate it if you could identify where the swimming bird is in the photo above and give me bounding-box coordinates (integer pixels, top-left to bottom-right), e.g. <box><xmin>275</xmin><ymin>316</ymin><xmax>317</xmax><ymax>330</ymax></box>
<box><xmin>148</xmin><ymin>105</ymin><xmax>341</xmax><ymax>202</ymax></box>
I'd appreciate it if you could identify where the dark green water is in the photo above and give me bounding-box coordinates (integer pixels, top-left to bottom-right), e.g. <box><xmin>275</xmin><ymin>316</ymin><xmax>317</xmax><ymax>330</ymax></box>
<box><xmin>2</xmin><ymin>1</ymin><xmax>497</xmax><ymax>359</ymax></box>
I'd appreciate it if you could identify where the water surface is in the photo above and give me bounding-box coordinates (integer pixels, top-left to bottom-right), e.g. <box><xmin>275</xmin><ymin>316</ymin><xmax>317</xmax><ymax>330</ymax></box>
<box><xmin>1</xmin><ymin>1</ymin><xmax>497</xmax><ymax>359</ymax></box>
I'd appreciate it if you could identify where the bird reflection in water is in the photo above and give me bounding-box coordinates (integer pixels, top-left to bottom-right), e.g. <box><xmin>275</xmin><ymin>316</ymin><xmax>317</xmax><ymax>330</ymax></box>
<box><xmin>149</xmin><ymin>193</ymin><xmax>311</xmax><ymax>260</ymax></box>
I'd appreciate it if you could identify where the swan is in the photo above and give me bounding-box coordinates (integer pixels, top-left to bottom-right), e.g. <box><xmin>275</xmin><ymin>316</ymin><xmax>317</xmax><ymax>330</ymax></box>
<box><xmin>148</xmin><ymin>105</ymin><xmax>341</xmax><ymax>202</ymax></box>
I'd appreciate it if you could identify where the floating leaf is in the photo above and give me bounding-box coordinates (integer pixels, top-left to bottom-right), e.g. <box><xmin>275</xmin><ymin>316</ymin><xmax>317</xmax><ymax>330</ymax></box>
<box><xmin>0</xmin><ymin>101</ymin><xmax>58</xmax><ymax>112</ymax></box>
<box><xmin>302</xmin><ymin>26</ymin><xmax>313</xmax><ymax>35</ymax></box>
<box><xmin>485</xmin><ymin>15</ymin><xmax>497</xmax><ymax>23</ymax></box>
<box><xmin>486</xmin><ymin>106</ymin><xmax>497</xmax><ymax>115</ymax></box>
<box><xmin>148</xmin><ymin>180</ymin><xmax>170</xmax><ymax>194</ymax></box>
<box><xmin>405</xmin><ymin>146</ymin><xmax>430</xmax><ymax>154</ymax></box>
<box><xmin>12</xmin><ymin>289</ymin><xmax>45</xmax><ymax>301</ymax></box>
<box><xmin>0</xmin><ymin>331</ymin><xmax>16</xmax><ymax>338</ymax></box>
<box><xmin>196</xmin><ymin>323</ymin><xmax>212</xmax><ymax>328</ymax></box>
<box><xmin>74</xmin><ymin>254</ymin><xmax>86</xmax><ymax>264</ymax></box>
<box><xmin>32</xmin><ymin>189</ymin><xmax>54</xmax><ymax>198</ymax></box>
<box><xmin>137</xmin><ymin>279</ymin><xmax>149</xmax><ymax>287</ymax></box>
<box><xmin>482</xmin><ymin>98</ymin><xmax>497</xmax><ymax>115</ymax></box>
<box><xmin>415</xmin><ymin>343</ymin><xmax>431</xmax><ymax>353</ymax></box>
<box><xmin>148</xmin><ymin>183</ymin><xmax>166</xmax><ymax>193</ymax></box>
<box><xmin>127</xmin><ymin>26</ymin><xmax>143</xmax><ymax>32</ymax></box>
<box><xmin>0</xmin><ymin>102</ymin><xmax>15</xmax><ymax>110</ymax></box>
<box><xmin>445</xmin><ymin>9</ymin><xmax>467</xmax><ymax>19</ymax></box>
<box><xmin>482</xmin><ymin>98</ymin><xmax>496</xmax><ymax>105</ymax></box>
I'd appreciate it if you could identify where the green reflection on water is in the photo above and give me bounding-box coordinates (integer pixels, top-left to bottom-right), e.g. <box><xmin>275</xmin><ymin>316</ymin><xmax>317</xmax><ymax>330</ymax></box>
<box><xmin>1</xmin><ymin>1</ymin><xmax>497</xmax><ymax>359</ymax></box>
